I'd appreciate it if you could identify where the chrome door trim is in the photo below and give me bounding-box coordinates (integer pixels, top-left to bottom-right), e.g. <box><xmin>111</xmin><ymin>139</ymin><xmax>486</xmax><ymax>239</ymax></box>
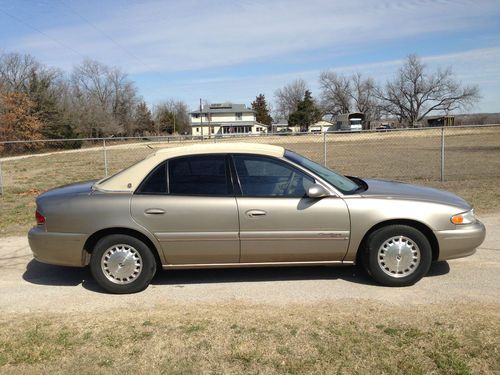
<box><xmin>155</xmin><ymin>232</ymin><xmax>239</xmax><ymax>242</ymax></box>
<box><xmin>240</xmin><ymin>230</ymin><xmax>349</xmax><ymax>241</ymax></box>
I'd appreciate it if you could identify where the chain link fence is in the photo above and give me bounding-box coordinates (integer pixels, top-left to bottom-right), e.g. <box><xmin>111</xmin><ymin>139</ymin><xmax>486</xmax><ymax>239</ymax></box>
<box><xmin>0</xmin><ymin>125</ymin><xmax>499</xmax><ymax>197</ymax></box>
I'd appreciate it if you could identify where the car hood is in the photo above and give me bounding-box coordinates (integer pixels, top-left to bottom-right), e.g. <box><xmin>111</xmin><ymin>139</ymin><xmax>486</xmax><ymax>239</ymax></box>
<box><xmin>359</xmin><ymin>178</ymin><xmax>471</xmax><ymax>210</ymax></box>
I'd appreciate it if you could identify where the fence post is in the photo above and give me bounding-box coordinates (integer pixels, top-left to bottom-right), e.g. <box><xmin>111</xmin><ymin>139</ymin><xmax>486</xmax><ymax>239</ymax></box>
<box><xmin>440</xmin><ymin>127</ymin><xmax>445</xmax><ymax>182</ymax></box>
<box><xmin>0</xmin><ymin>160</ymin><xmax>4</xmax><ymax>195</ymax></box>
<box><xmin>323</xmin><ymin>131</ymin><xmax>327</xmax><ymax>167</ymax></box>
<box><xmin>103</xmin><ymin>139</ymin><xmax>108</xmax><ymax>177</ymax></box>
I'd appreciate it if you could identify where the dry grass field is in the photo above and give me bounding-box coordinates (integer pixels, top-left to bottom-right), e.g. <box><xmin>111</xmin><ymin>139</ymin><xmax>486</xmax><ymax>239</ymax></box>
<box><xmin>1</xmin><ymin>126</ymin><xmax>499</xmax><ymax>235</ymax></box>
<box><xmin>0</xmin><ymin>302</ymin><xmax>498</xmax><ymax>374</ymax></box>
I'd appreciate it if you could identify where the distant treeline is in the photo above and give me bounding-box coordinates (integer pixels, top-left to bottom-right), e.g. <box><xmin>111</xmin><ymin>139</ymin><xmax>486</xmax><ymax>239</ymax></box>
<box><xmin>1</xmin><ymin>51</ymin><xmax>485</xmax><ymax>154</ymax></box>
<box><xmin>0</xmin><ymin>52</ymin><xmax>191</xmax><ymax>153</ymax></box>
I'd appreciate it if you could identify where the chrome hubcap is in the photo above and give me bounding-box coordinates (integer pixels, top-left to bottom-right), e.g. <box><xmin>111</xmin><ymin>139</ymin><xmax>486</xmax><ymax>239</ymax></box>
<box><xmin>377</xmin><ymin>236</ymin><xmax>420</xmax><ymax>278</ymax></box>
<box><xmin>101</xmin><ymin>244</ymin><xmax>143</xmax><ymax>284</ymax></box>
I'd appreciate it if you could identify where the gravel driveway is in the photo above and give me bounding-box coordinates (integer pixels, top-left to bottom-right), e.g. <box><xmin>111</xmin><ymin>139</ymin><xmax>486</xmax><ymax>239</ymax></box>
<box><xmin>1</xmin><ymin>214</ymin><xmax>498</xmax><ymax>313</ymax></box>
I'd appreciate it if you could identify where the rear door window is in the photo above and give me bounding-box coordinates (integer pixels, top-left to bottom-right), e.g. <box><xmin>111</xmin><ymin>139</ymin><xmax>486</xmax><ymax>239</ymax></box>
<box><xmin>168</xmin><ymin>155</ymin><xmax>231</xmax><ymax>196</ymax></box>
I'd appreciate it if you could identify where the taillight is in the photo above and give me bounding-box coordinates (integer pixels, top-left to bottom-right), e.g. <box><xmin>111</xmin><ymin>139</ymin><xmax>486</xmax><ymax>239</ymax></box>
<box><xmin>35</xmin><ymin>210</ymin><xmax>45</xmax><ymax>225</ymax></box>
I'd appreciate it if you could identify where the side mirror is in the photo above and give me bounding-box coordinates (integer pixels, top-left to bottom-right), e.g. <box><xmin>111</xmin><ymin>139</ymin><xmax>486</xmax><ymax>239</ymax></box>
<box><xmin>307</xmin><ymin>184</ymin><xmax>331</xmax><ymax>198</ymax></box>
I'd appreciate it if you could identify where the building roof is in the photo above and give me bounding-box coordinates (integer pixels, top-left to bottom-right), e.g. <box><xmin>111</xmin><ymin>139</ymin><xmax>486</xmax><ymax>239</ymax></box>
<box><xmin>190</xmin><ymin>103</ymin><xmax>255</xmax><ymax>115</ymax></box>
<box><xmin>273</xmin><ymin>120</ymin><xmax>288</xmax><ymax>126</ymax></box>
<box><xmin>94</xmin><ymin>143</ymin><xmax>284</xmax><ymax>192</ymax></box>
<box><xmin>311</xmin><ymin>120</ymin><xmax>334</xmax><ymax>126</ymax></box>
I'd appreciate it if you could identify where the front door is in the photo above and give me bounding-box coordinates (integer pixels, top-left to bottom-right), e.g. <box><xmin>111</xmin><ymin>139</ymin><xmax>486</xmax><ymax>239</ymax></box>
<box><xmin>131</xmin><ymin>155</ymin><xmax>239</xmax><ymax>264</ymax></box>
<box><xmin>232</xmin><ymin>154</ymin><xmax>350</xmax><ymax>263</ymax></box>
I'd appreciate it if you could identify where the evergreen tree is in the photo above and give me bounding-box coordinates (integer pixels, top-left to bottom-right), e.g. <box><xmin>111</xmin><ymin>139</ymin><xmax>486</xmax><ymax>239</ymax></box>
<box><xmin>155</xmin><ymin>107</ymin><xmax>175</xmax><ymax>134</ymax></box>
<box><xmin>288</xmin><ymin>90</ymin><xmax>322</xmax><ymax>131</ymax></box>
<box><xmin>133</xmin><ymin>101</ymin><xmax>153</xmax><ymax>135</ymax></box>
<box><xmin>26</xmin><ymin>70</ymin><xmax>80</xmax><ymax>145</ymax></box>
<box><xmin>251</xmin><ymin>94</ymin><xmax>273</xmax><ymax>127</ymax></box>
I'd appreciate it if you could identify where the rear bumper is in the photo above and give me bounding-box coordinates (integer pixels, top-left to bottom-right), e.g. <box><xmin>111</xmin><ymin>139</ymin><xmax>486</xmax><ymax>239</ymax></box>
<box><xmin>28</xmin><ymin>226</ymin><xmax>87</xmax><ymax>267</ymax></box>
<box><xmin>434</xmin><ymin>220</ymin><xmax>486</xmax><ymax>261</ymax></box>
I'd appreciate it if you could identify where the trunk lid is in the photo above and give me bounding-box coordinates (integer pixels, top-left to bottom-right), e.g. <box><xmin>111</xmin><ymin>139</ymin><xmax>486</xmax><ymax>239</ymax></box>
<box><xmin>37</xmin><ymin>180</ymin><xmax>97</xmax><ymax>204</ymax></box>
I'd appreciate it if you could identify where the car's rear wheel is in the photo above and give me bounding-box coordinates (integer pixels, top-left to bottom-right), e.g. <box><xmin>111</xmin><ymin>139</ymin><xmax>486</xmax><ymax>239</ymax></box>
<box><xmin>90</xmin><ymin>234</ymin><xmax>157</xmax><ymax>294</ymax></box>
<box><xmin>364</xmin><ymin>225</ymin><xmax>432</xmax><ymax>287</ymax></box>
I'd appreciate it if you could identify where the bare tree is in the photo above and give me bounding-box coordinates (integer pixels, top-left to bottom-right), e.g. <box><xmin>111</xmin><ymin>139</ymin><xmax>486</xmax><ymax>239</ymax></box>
<box><xmin>318</xmin><ymin>71</ymin><xmax>351</xmax><ymax>115</ymax></box>
<box><xmin>0</xmin><ymin>52</ymin><xmax>40</xmax><ymax>92</ymax></box>
<box><xmin>153</xmin><ymin>99</ymin><xmax>191</xmax><ymax>135</ymax></box>
<box><xmin>377</xmin><ymin>54</ymin><xmax>480</xmax><ymax>126</ymax></box>
<box><xmin>108</xmin><ymin>68</ymin><xmax>138</xmax><ymax>135</ymax></box>
<box><xmin>0</xmin><ymin>52</ymin><xmax>81</xmax><ymax>141</ymax></box>
<box><xmin>70</xmin><ymin>59</ymin><xmax>138</xmax><ymax>136</ymax></box>
<box><xmin>273</xmin><ymin>79</ymin><xmax>308</xmax><ymax>121</ymax></box>
<box><xmin>350</xmin><ymin>73</ymin><xmax>382</xmax><ymax>122</ymax></box>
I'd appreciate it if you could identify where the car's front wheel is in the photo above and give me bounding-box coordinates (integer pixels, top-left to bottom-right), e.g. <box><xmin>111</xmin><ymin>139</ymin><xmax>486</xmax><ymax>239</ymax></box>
<box><xmin>90</xmin><ymin>234</ymin><xmax>157</xmax><ymax>294</ymax></box>
<box><xmin>364</xmin><ymin>225</ymin><xmax>432</xmax><ymax>287</ymax></box>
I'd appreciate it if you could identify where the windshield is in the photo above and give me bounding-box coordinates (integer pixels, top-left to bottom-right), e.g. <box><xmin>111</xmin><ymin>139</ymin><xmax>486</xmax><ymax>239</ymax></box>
<box><xmin>284</xmin><ymin>150</ymin><xmax>359</xmax><ymax>194</ymax></box>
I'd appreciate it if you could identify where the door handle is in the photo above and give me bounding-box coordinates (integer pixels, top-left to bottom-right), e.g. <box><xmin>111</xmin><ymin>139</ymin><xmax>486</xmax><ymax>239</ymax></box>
<box><xmin>246</xmin><ymin>209</ymin><xmax>267</xmax><ymax>218</ymax></box>
<box><xmin>144</xmin><ymin>208</ymin><xmax>166</xmax><ymax>215</ymax></box>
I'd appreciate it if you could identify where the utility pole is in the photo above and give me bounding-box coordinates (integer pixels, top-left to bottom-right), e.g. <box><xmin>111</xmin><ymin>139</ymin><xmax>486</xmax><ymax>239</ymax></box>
<box><xmin>200</xmin><ymin>98</ymin><xmax>203</xmax><ymax>140</ymax></box>
<box><xmin>208</xmin><ymin>111</ymin><xmax>212</xmax><ymax>139</ymax></box>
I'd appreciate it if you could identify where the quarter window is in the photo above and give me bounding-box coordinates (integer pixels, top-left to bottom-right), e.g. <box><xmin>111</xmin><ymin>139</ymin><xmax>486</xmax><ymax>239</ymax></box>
<box><xmin>233</xmin><ymin>155</ymin><xmax>314</xmax><ymax>197</ymax></box>
<box><xmin>169</xmin><ymin>155</ymin><xmax>230</xmax><ymax>196</ymax></box>
<box><xmin>137</xmin><ymin>163</ymin><xmax>167</xmax><ymax>194</ymax></box>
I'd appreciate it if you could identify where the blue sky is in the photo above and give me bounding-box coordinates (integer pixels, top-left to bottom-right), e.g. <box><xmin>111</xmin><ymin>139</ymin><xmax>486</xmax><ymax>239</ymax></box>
<box><xmin>1</xmin><ymin>0</ymin><xmax>500</xmax><ymax>112</ymax></box>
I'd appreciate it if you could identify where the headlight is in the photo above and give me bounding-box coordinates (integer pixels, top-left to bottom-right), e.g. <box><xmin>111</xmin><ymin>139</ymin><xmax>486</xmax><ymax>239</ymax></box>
<box><xmin>451</xmin><ymin>209</ymin><xmax>476</xmax><ymax>225</ymax></box>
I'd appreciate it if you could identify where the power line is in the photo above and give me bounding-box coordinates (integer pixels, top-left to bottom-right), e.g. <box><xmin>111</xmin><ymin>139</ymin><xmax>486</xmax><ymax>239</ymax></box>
<box><xmin>57</xmin><ymin>0</ymin><xmax>157</xmax><ymax>71</ymax></box>
<box><xmin>0</xmin><ymin>8</ymin><xmax>87</xmax><ymax>59</ymax></box>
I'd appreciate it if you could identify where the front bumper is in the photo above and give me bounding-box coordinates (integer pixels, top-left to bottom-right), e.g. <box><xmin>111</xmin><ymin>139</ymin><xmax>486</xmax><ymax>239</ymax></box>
<box><xmin>28</xmin><ymin>226</ymin><xmax>87</xmax><ymax>267</ymax></box>
<box><xmin>434</xmin><ymin>220</ymin><xmax>486</xmax><ymax>261</ymax></box>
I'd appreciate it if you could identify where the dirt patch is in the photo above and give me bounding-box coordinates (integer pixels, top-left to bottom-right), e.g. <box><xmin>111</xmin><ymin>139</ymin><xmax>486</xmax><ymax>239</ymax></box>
<box><xmin>14</xmin><ymin>189</ymin><xmax>42</xmax><ymax>197</ymax></box>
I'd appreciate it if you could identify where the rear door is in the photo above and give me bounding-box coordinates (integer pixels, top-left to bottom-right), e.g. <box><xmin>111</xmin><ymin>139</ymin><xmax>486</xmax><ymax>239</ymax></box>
<box><xmin>131</xmin><ymin>154</ymin><xmax>240</xmax><ymax>265</ymax></box>
<box><xmin>232</xmin><ymin>154</ymin><xmax>350</xmax><ymax>263</ymax></box>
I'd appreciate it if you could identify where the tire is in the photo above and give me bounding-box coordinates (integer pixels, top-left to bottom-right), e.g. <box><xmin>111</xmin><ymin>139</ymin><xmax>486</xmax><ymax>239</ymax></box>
<box><xmin>364</xmin><ymin>225</ymin><xmax>432</xmax><ymax>287</ymax></box>
<box><xmin>90</xmin><ymin>234</ymin><xmax>157</xmax><ymax>294</ymax></box>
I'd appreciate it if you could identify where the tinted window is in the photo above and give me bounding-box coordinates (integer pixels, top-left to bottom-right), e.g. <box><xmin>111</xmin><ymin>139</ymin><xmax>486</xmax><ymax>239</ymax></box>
<box><xmin>169</xmin><ymin>155</ymin><xmax>230</xmax><ymax>196</ymax></box>
<box><xmin>233</xmin><ymin>155</ymin><xmax>314</xmax><ymax>197</ymax></box>
<box><xmin>284</xmin><ymin>150</ymin><xmax>359</xmax><ymax>194</ymax></box>
<box><xmin>137</xmin><ymin>163</ymin><xmax>167</xmax><ymax>194</ymax></box>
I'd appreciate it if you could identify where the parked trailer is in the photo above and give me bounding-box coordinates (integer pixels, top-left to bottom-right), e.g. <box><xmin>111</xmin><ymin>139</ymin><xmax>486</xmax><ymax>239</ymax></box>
<box><xmin>336</xmin><ymin>112</ymin><xmax>364</xmax><ymax>131</ymax></box>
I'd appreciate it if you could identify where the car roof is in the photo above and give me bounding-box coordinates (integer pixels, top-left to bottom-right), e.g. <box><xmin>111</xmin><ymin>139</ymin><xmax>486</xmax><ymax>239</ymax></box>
<box><xmin>94</xmin><ymin>142</ymin><xmax>285</xmax><ymax>192</ymax></box>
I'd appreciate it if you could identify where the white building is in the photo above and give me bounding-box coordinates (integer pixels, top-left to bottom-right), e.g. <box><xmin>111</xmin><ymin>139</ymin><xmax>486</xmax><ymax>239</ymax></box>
<box><xmin>308</xmin><ymin>120</ymin><xmax>335</xmax><ymax>133</ymax></box>
<box><xmin>190</xmin><ymin>103</ymin><xmax>268</xmax><ymax>136</ymax></box>
<box><xmin>272</xmin><ymin>120</ymin><xmax>301</xmax><ymax>133</ymax></box>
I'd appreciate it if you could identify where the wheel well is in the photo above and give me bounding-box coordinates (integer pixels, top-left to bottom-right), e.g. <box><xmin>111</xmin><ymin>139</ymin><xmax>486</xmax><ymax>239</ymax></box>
<box><xmin>84</xmin><ymin>228</ymin><xmax>162</xmax><ymax>268</ymax></box>
<box><xmin>356</xmin><ymin>219</ymin><xmax>440</xmax><ymax>264</ymax></box>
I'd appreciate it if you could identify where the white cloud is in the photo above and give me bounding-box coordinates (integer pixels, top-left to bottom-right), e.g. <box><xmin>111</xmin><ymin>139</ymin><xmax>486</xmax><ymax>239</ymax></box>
<box><xmin>4</xmin><ymin>0</ymin><xmax>499</xmax><ymax>112</ymax></box>
<box><xmin>10</xmin><ymin>0</ymin><xmax>500</xmax><ymax>73</ymax></box>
